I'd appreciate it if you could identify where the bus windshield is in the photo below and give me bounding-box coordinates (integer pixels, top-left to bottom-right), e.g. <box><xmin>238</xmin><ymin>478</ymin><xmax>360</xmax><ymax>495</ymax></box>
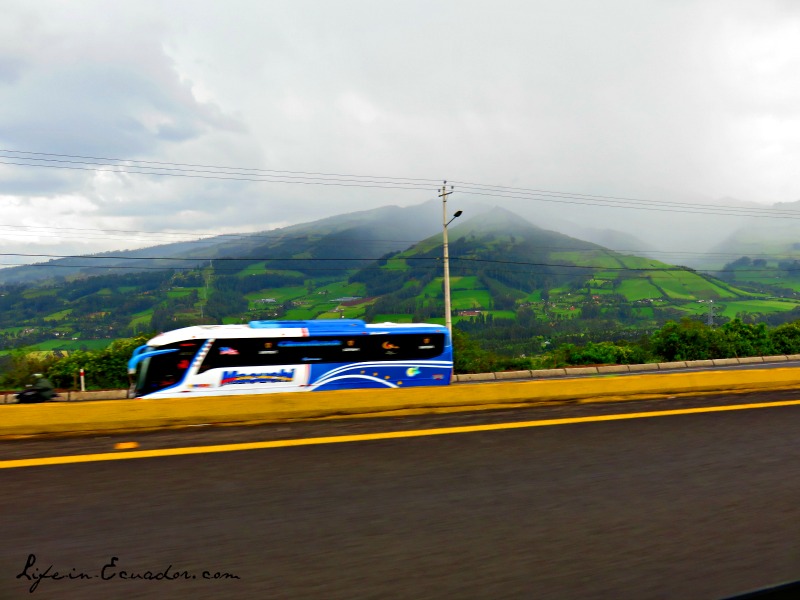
<box><xmin>134</xmin><ymin>341</ymin><xmax>204</xmax><ymax>396</ymax></box>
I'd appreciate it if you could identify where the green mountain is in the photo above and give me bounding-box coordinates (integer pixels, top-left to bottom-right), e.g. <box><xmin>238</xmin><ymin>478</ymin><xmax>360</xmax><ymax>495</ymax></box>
<box><xmin>354</xmin><ymin>208</ymin><xmax>772</xmax><ymax>325</ymax></box>
<box><xmin>0</xmin><ymin>200</ymin><xmax>475</xmax><ymax>285</ymax></box>
<box><xmin>2</xmin><ymin>203</ymin><xmax>800</xmax><ymax>358</ymax></box>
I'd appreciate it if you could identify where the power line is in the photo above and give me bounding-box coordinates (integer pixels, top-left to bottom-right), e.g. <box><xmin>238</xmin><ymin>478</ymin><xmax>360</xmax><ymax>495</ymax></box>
<box><xmin>0</xmin><ymin>159</ymin><xmax>440</xmax><ymax>192</ymax></box>
<box><xmin>3</xmin><ymin>148</ymin><xmax>800</xmax><ymax>220</ymax></box>
<box><xmin>454</xmin><ymin>188</ymin><xmax>800</xmax><ymax>219</ymax></box>
<box><xmin>450</xmin><ymin>179</ymin><xmax>800</xmax><ymax>216</ymax></box>
<box><xmin>0</xmin><ymin>262</ymin><xmax>430</xmax><ymax>273</ymax></box>
<box><xmin>0</xmin><ymin>149</ymin><xmax>443</xmax><ymax>183</ymax></box>
<box><xmin>0</xmin><ymin>224</ymin><xmax>432</xmax><ymax>246</ymax></box>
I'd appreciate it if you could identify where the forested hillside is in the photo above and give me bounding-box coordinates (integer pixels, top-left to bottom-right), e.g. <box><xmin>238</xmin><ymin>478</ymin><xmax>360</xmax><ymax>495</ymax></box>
<box><xmin>3</xmin><ymin>206</ymin><xmax>800</xmax><ymax>370</ymax></box>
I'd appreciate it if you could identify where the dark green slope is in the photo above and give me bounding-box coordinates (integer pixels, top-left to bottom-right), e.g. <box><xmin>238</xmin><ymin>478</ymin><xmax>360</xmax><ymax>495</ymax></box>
<box><xmin>354</xmin><ymin>208</ymin><xmax>606</xmax><ymax>298</ymax></box>
<box><xmin>355</xmin><ymin>208</ymin><xmax>756</xmax><ymax>323</ymax></box>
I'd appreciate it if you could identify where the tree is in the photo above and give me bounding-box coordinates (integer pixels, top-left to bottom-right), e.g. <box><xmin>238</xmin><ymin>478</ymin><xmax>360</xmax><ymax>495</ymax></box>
<box><xmin>719</xmin><ymin>318</ymin><xmax>772</xmax><ymax>358</ymax></box>
<box><xmin>650</xmin><ymin>319</ymin><xmax>720</xmax><ymax>361</ymax></box>
<box><xmin>0</xmin><ymin>349</ymin><xmax>58</xmax><ymax>389</ymax></box>
<box><xmin>770</xmin><ymin>321</ymin><xmax>800</xmax><ymax>354</ymax></box>
<box><xmin>47</xmin><ymin>336</ymin><xmax>148</xmax><ymax>389</ymax></box>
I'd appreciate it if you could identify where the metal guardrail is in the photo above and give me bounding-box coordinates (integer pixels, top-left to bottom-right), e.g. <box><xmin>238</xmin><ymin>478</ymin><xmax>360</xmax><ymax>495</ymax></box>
<box><xmin>0</xmin><ymin>389</ymin><xmax>129</xmax><ymax>404</ymax></box>
<box><xmin>3</xmin><ymin>354</ymin><xmax>800</xmax><ymax>404</ymax></box>
<box><xmin>454</xmin><ymin>354</ymin><xmax>800</xmax><ymax>382</ymax></box>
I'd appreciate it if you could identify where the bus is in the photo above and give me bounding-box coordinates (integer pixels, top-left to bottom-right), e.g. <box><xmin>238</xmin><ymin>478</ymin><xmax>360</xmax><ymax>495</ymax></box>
<box><xmin>128</xmin><ymin>319</ymin><xmax>453</xmax><ymax>399</ymax></box>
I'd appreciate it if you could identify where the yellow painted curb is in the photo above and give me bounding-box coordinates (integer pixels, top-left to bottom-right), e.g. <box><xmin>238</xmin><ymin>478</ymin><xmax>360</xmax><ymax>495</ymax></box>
<box><xmin>2</xmin><ymin>367</ymin><xmax>800</xmax><ymax>438</ymax></box>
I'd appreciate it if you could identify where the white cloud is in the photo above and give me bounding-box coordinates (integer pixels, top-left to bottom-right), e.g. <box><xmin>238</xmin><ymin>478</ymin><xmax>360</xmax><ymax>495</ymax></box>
<box><xmin>1</xmin><ymin>0</ymin><xmax>800</xmax><ymax>262</ymax></box>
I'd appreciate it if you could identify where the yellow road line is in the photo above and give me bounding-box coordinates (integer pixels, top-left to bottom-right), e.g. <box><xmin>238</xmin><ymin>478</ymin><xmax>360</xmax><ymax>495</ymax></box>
<box><xmin>4</xmin><ymin>399</ymin><xmax>800</xmax><ymax>469</ymax></box>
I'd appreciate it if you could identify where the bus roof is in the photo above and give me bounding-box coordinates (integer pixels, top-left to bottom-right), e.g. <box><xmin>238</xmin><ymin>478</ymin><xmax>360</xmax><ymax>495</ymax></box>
<box><xmin>145</xmin><ymin>320</ymin><xmax>448</xmax><ymax>347</ymax></box>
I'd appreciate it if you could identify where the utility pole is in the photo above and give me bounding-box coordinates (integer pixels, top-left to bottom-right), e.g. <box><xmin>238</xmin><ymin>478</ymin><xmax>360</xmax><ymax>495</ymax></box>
<box><xmin>201</xmin><ymin>259</ymin><xmax>212</xmax><ymax>320</ymax></box>
<box><xmin>440</xmin><ymin>181</ymin><xmax>461</xmax><ymax>335</ymax></box>
<box><xmin>707</xmin><ymin>300</ymin><xmax>714</xmax><ymax>327</ymax></box>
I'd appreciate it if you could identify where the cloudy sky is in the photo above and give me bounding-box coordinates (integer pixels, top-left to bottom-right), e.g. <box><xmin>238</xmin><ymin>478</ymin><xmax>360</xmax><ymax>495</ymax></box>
<box><xmin>2</xmin><ymin>0</ymin><xmax>800</xmax><ymax>263</ymax></box>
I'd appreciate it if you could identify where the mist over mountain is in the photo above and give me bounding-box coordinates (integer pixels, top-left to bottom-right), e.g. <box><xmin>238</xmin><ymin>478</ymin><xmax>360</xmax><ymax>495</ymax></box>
<box><xmin>709</xmin><ymin>199</ymin><xmax>800</xmax><ymax>261</ymax></box>
<box><xmin>0</xmin><ymin>200</ymin><xmax>489</xmax><ymax>285</ymax></box>
<box><xmin>486</xmin><ymin>192</ymin><xmax>794</xmax><ymax>267</ymax></box>
<box><xmin>1</xmin><ymin>194</ymin><xmax>795</xmax><ymax>286</ymax></box>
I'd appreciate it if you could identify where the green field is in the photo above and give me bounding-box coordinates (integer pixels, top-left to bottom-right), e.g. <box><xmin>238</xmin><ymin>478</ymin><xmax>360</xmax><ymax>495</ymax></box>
<box><xmin>128</xmin><ymin>308</ymin><xmax>155</xmax><ymax>332</ymax></box>
<box><xmin>451</xmin><ymin>289</ymin><xmax>492</xmax><ymax>310</ymax></box>
<box><xmin>282</xmin><ymin>307</ymin><xmax>323</xmax><ymax>320</ymax></box>
<box><xmin>383</xmin><ymin>258</ymin><xmax>411</xmax><ymax>271</ymax></box>
<box><xmin>589</xmin><ymin>274</ymin><xmax>615</xmax><ymax>284</ymax></box>
<box><xmin>336</xmin><ymin>306</ymin><xmax>365</xmax><ymax>319</ymax></box>
<box><xmin>27</xmin><ymin>339</ymin><xmax>111</xmax><ymax>352</ymax></box>
<box><xmin>485</xmin><ymin>310</ymin><xmax>516</xmax><ymax>319</ymax></box>
<box><xmin>315</xmin><ymin>281</ymin><xmax>367</xmax><ymax>298</ymax></box>
<box><xmin>717</xmin><ymin>299</ymin><xmax>800</xmax><ymax>317</ymax></box>
<box><xmin>0</xmin><ymin>327</ymin><xmax>27</xmax><ymax>335</ymax></box>
<box><xmin>523</xmin><ymin>290</ymin><xmax>542</xmax><ymax>302</ymax></box>
<box><xmin>753</xmin><ymin>278</ymin><xmax>800</xmax><ymax>292</ymax></box>
<box><xmin>654</xmin><ymin>271</ymin><xmax>740</xmax><ymax>300</ymax></box>
<box><xmin>617</xmin><ymin>255</ymin><xmax>665</xmax><ymax>270</ymax></box>
<box><xmin>450</xmin><ymin>276</ymin><xmax>482</xmax><ymax>290</ymax></box>
<box><xmin>675</xmin><ymin>298</ymin><xmax>800</xmax><ymax>318</ymax></box>
<box><xmin>237</xmin><ymin>262</ymin><xmax>268</xmax><ymax>276</ymax></box>
<box><xmin>44</xmin><ymin>309</ymin><xmax>73</xmax><ymax>321</ymax></box>
<box><xmin>22</xmin><ymin>288</ymin><xmax>58</xmax><ymax>299</ymax></box>
<box><xmin>654</xmin><ymin>276</ymin><xmax>697</xmax><ymax>301</ymax></box>
<box><xmin>167</xmin><ymin>288</ymin><xmax>196</xmax><ymax>299</ymax></box>
<box><xmin>421</xmin><ymin>278</ymin><xmax>444</xmax><ymax>298</ymax></box>
<box><xmin>550</xmin><ymin>251</ymin><xmax>622</xmax><ymax>269</ymax></box>
<box><xmin>245</xmin><ymin>285</ymin><xmax>308</xmax><ymax>305</ymax></box>
<box><xmin>617</xmin><ymin>278</ymin><xmax>662</xmax><ymax>301</ymax></box>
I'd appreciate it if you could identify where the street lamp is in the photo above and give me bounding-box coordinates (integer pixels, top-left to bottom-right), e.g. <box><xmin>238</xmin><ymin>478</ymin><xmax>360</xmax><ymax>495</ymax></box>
<box><xmin>440</xmin><ymin>181</ymin><xmax>462</xmax><ymax>335</ymax></box>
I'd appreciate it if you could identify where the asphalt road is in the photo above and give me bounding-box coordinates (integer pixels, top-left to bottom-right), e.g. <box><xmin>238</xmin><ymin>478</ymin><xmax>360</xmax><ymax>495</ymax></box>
<box><xmin>2</xmin><ymin>393</ymin><xmax>800</xmax><ymax>599</ymax></box>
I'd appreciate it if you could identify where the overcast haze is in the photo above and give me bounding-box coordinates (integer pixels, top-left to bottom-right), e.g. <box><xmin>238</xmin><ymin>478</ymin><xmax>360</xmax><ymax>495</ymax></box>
<box><xmin>2</xmin><ymin>0</ymin><xmax>800</xmax><ymax>265</ymax></box>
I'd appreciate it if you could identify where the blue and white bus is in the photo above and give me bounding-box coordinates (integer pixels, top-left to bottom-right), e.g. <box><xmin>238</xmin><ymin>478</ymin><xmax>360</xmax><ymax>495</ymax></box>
<box><xmin>128</xmin><ymin>319</ymin><xmax>453</xmax><ymax>399</ymax></box>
